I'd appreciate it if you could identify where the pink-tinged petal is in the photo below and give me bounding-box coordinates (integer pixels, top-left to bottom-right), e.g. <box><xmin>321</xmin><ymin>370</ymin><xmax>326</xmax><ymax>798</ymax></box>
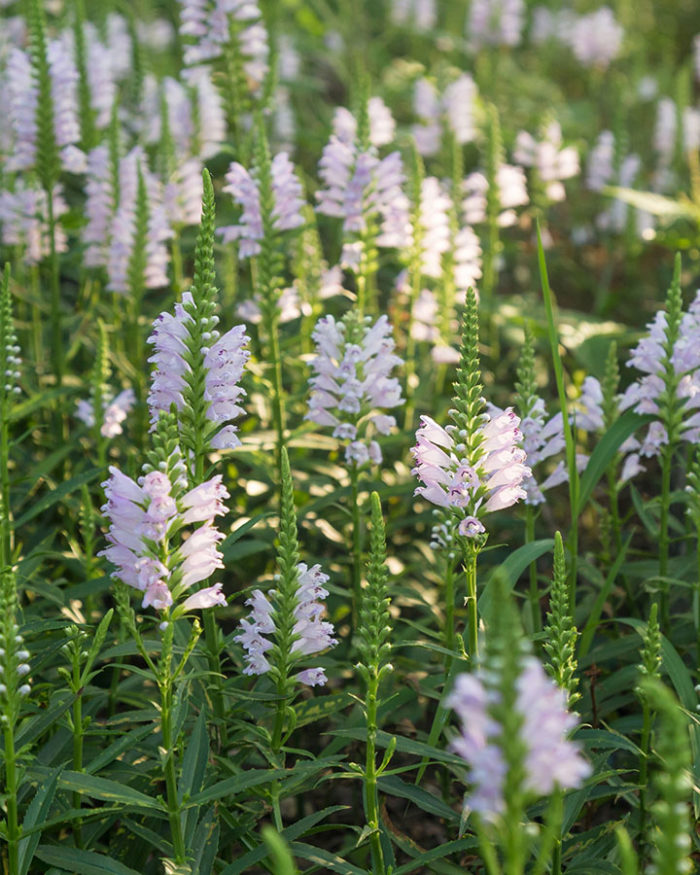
<box><xmin>182</xmin><ymin>583</ymin><xmax>226</xmax><ymax>610</ymax></box>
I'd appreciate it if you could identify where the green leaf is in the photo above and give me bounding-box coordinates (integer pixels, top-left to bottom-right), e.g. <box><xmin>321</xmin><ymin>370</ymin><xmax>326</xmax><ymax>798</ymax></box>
<box><xmin>289</xmin><ymin>843</ymin><xmax>366</xmax><ymax>875</ymax></box>
<box><xmin>578</xmin><ymin>534</ymin><xmax>632</xmax><ymax>658</ymax></box>
<box><xmin>191</xmin><ymin>807</ymin><xmax>219</xmax><ymax>875</ymax></box>
<box><xmin>34</xmin><ymin>846</ymin><xmax>144</xmax><ymax>875</ymax></box>
<box><xmin>293</xmin><ymin>693</ymin><xmax>352</xmax><ymax>729</ymax></box>
<box><xmin>328</xmin><ymin>729</ymin><xmax>466</xmax><ymax>768</ymax></box>
<box><xmin>14</xmin><ymin>468</ymin><xmax>101</xmax><ymax>527</ymax></box>
<box><xmin>377</xmin><ymin>775</ymin><xmax>459</xmax><ymax>822</ymax></box>
<box><xmin>219</xmin><ymin>807</ymin><xmax>349</xmax><ymax>875</ymax></box>
<box><xmin>479</xmin><ymin>539</ymin><xmax>555</xmax><ymax>620</ymax></box>
<box><xmin>576</xmin><ymin>412</ymin><xmax>652</xmax><ymax>515</ymax></box>
<box><xmin>18</xmin><ymin>769</ymin><xmax>61</xmax><ymax>875</ymax></box>
<box><xmin>391</xmin><ymin>838</ymin><xmax>479</xmax><ymax>875</ymax></box>
<box><xmin>16</xmin><ymin>693</ymin><xmax>76</xmax><ymax>749</ymax></box>
<box><xmin>34</xmin><ymin>770</ymin><xmax>164</xmax><ymax>810</ymax></box>
<box><xmin>605</xmin><ymin>186</ymin><xmax>700</xmax><ymax>223</ymax></box>
<box><xmin>85</xmin><ymin>725</ymin><xmax>154</xmax><ymax>775</ymax></box>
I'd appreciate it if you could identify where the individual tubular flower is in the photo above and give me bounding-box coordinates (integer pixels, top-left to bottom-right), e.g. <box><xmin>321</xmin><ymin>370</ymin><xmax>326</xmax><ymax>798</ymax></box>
<box><xmin>147</xmin><ymin>291</ymin><xmax>250</xmax><ymax>450</ymax></box>
<box><xmin>218</xmin><ymin>151</ymin><xmax>305</xmax><ymax>258</ymax></box>
<box><xmin>100</xmin><ymin>440</ymin><xmax>229</xmax><ymax>615</ymax></box>
<box><xmin>446</xmin><ymin>654</ymin><xmax>590</xmax><ymax>821</ymax></box>
<box><xmin>305</xmin><ymin>312</ymin><xmax>405</xmax><ymax>466</ymax></box>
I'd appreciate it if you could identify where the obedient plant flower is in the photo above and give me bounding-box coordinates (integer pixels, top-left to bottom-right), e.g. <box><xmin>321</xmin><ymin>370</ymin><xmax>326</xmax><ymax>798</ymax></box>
<box><xmin>0</xmin><ymin>181</ymin><xmax>68</xmax><ymax>266</ymax></box>
<box><xmin>447</xmin><ymin>654</ymin><xmax>589</xmax><ymax>821</ymax></box>
<box><xmin>586</xmin><ymin>131</ymin><xmax>652</xmax><ymax>237</ymax></box>
<box><xmin>0</xmin><ymin>569</ymin><xmax>32</xmax><ymax>715</ymax></box>
<box><xmin>177</xmin><ymin>0</ymin><xmax>269</xmax><ymax>93</ymax></box>
<box><xmin>236</xmin><ymin>563</ymin><xmax>337</xmax><ymax>685</ymax></box>
<box><xmin>333</xmin><ymin>97</ymin><xmax>396</xmax><ymax>149</ymax></box>
<box><xmin>467</xmin><ymin>0</ymin><xmax>525</xmax><ymax>51</ymax></box>
<box><xmin>219</xmin><ymin>151</ymin><xmax>305</xmax><ymax>258</ymax></box>
<box><xmin>514</xmin><ymin>121</ymin><xmax>579</xmax><ymax>204</ymax></box>
<box><xmin>106</xmin><ymin>148</ymin><xmax>173</xmax><ymax>294</ymax></box>
<box><xmin>413</xmin><ymin>409</ymin><xmax>530</xmax><ymax>534</ymax></box>
<box><xmin>568</xmin><ymin>7</ymin><xmax>623</xmax><ymax>69</ymax></box>
<box><xmin>390</xmin><ymin>0</ymin><xmax>437</xmax><ymax>30</ymax></box>
<box><xmin>6</xmin><ymin>40</ymin><xmax>86</xmax><ymax>175</ymax></box>
<box><xmin>76</xmin><ymin>389</ymin><xmax>135</xmax><ymax>439</ymax></box>
<box><xmin>316</xmin><ymin>101</ymin><xmax>410</xmax><ymax>270</ymax></box>
<box><xmin>100</xmin><ymin>435</ymin><xmax>229</xmax><ymax>615</ymax></box>
<box><xmin>306</xmin><ymin>312</ymin><xmax>404</xmax><ymax>466</ymax></box>
<box><xmin>412</xmin><ymin>291</ymin><xmax>530</xmax><ymax>543</ymax></box>
<box><xmin>463</xmin><ymin>164</ymin><xmax>528</xmax><ymax>228</ymax></box>
<box><xmin>147</xmin><ymin>291</ymin><xmax>250</xmax><ymax>450</ymax></box>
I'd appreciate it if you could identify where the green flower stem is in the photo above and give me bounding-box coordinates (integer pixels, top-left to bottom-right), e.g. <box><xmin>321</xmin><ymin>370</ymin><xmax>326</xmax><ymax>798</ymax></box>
<box><xmin>537</xmin><ymin>225</ymin><xmax>579</xmax><ymax>613</ymax></box>
<box><xmin>268</xmin><ymin>310</ymin><xmax>286</xmax><ymax>458</ymax></box>
<box><xmin>659</xmin><ymin>446</ymin><xmax>672</xmax><ymax>631</ymax></box>
<box><xmin>3</xmin><ymin>718</ymin><xmax>19</xmax><ymax>875</ymax></box>
<box><xmin>350</xmin><ymin>462</ymin><xmax>363</xmax><ymax>629</ymax></box>
<box><xmin>638</xmin><ymin>698</ymin><xmax>652</xmax><ymax>858</ymax></box>
<box><xmin>159</xmin><ymin>623</ymin><xmax>186</xmax><ymax>865</ymax></box>
<box><xmin>46</xmin><ymin>187</ymin><xmax>63</xmax><ymax>390</ymax></box>
<box><xmin>463</xmin><ymin>545</ymin><xmax>479</xmax><ymax>659</ymax></box>
<box><xmin>1</xmin><ymin>397</ymin><xmax>10</xmax><ymax>570</ymax></box>
<box><xmin>171</xmin><ymin>231</ymin><xmax>184</xmax><ymax>295</ymax></box>
<box><xmin>270</xmin><ymin>679</ymin><xmax>288</xmax><ymax>831</ymax></box>
<box><xmin>72</xmin><ymin>656</ymin><xmax>84</xmax><ymax>848</ymax></box>
<box><xmin>525</xmin><ymin>507</ymin><xmax>540</xmax><ymax>633</ymax></box>
<box><xmin>696</xmin><ymin>523</ymin><xmax>700</xmax><ymax>669</ymax></box>
<box><xmin>364</xmin><ymin>671</ymin><xmax>386</xmax><ymax>875</ymax></box>
<box><xmin>402</xmin><ymin>264</ymin><xmax>422</xmax><ymax>432</ymax></box>
<box><xmin>444</xmin><ymin>559</ymin><xmax>456</xmax><ymax>670</ymax></box>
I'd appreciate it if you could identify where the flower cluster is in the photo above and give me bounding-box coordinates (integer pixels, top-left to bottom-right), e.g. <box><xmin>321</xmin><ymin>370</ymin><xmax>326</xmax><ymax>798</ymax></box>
<box><xmin>412</xmin><ymin>409</ymin><xmax>530</xmax><ymax>537</ymax></box>
<box><xmin>0</xmin><ymin>181</ymin><xmax>68</xmax><ymax>266</ymax></box>
<box><xmin>316</xmin><ymin>103</ymin><xmax>410</xmax><ymax>267</ymax></box>
<box><xmin>489</xmin><ymin>401</ymin><xmax>566</xmax><ymax>506</ymax></box>
<box><xmin>306</xmin><ymin>313</ymin><xmax>404</xmax><ymax>466</ymax></box>
<box><xmin>446</xmin><ymin>655</ymin><xmax>590</xmax><ymax>820</ymax></box>
<box><xmin>177</xmin><ymin>0</ymin><xmax>269</xmax><ymax>91</ymax></box>
<box><xmin>390</xmin><ymin>0</ymin><xmax>437</xmax><ymax>30</ymax></box>
<box><xmin>618</xmin><ymin>296</ymin><xmax>700</xmax><ymax>463</ymax></box>
<box><xmin>514</xmin><ymin>121</ymin><xmax>579</xmax><ymax>204</ymax></box>
<box><xmin>100</xmin><ymin>463</ymin><xmax>229</xmax><ymax>614</ymax></box>
<box><xmin>76</xmin><ymin>388</ymin><xmax>135</xmax><ymax>439</ymax></box>
<box><xmin>412</xmin><ymin>74</ymin><xmax>479</xmax><ymax>156</ymax></box>
<box><xmin>463</xmin><ymin>164</ymin><xmax>529</xmax><ymax>228</ymax></box>
<box><xmin>147</xmin><ymin>292</ymin><xmax>250</xmax><ymax>450</ymax></box>
<box><xmin>467</xmin><ymin>0</ymin><xmax>525</xmax><ymax>51</ymax></box>
<box><xmin>218</xmin><ymin>152</ymin><xmax>305</xmax><ymax>258</ymax></box>
<box><xmin>235</xmin><ymin>563</ymin><xmax>337</xmax><ymax>686</ymax></box>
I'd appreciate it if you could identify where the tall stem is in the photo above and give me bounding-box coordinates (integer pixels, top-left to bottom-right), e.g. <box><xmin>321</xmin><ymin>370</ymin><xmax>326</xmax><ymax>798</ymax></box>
<box><xmin>159</xmin><ymin>623</ymin><xmax>186</xmax><ymax>864</ymax></box>
<box><xmin>72</xmin><ymin>658</ymin><xmax>84</xmax><ymax>848</ymax></box>
<box><xmin>3</xmin><ymin>722</ymin><xmax>19</xmax><ymax>875</ymax></box>
<box><xmin>350</xmin><ymin>463</ymin><xmax>363</xmax><ymax>629</ymax></box>
<box><xmin>268</xmin><ymin>312</ymin><xmax>285</xmax><ymax>459</ymax></box>
<box><xmin>464</xmin><ymin>546</ymin><xmax>479</xmax><ymax>659</ymax></box>
<box><xmin>525</xmin><ymin>507</ymin><xmax>540</xmax><ymax>633</ymax></box>
<box><xmin>444</xmin><ymin>559</ymin><xmax>456</xmax><ymax>673</ymax></box>
<box><xmin>364</xmin><ymin>673</ymin><xmax>386</xmax><ymax>875</ymax></box>
<box><xmin>1</xmin><ymin>390</ymin><xmax>11</xmax><ymax>568</ymax></box>
<box><xmin>638</xmin><ymin>700</ymin><xmax>652</xmax><ymax>863</ymax></box>
<box><xmin>46</xmin><ymin>186</ymin><xmax>63</xmax><ymax>389</ymax></box>
<box><xmin>659</xmin><ymin>447</ymin><xmax>672</xmax><ymax>631</ymax></box>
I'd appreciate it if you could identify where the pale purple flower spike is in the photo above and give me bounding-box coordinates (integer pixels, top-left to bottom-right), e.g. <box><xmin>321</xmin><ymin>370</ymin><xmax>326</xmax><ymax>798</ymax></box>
<box><xmin>306</xmin><ymin>314</ymin><xmax>405</xmax><ymax>466</ymax></box>
<box><xmin>235</xmin><ymin>563</ymin><xmax>337</xmax><ymax>685</ymax></box>
<box><xmin>446</xmin><ymin>656</ymin><xmax>590</xmax><ymax>821</ymax></box>
<box><xmin>147</xmin><ymin>292</ymin><xmax>250</xmax><ymax>449</ymax></box>
<box><xmin>412</xmin><ymin>409</ymin><xmax>530</xmax><ymax>533</ymax></box>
